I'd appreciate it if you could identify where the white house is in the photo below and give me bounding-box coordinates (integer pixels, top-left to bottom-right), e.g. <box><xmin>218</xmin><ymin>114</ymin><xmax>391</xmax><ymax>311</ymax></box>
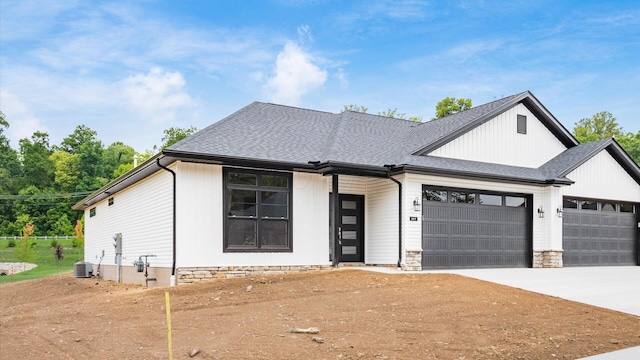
<box><xmin>73</xmin><ymin>91</ymin><xmax>640</xmax><ymax>286</ymax></box>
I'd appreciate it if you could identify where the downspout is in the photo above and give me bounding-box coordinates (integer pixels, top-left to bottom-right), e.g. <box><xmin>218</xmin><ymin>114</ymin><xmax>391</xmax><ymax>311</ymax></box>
<box><xmin>386</xmin><ymin>170</ymin><xmax>402</xmax><ymax>269</ymax></box>
<box><xmin>157</xmin><ymin>158</ymin><xmax>177</xmax><ymax>285</ymax></box>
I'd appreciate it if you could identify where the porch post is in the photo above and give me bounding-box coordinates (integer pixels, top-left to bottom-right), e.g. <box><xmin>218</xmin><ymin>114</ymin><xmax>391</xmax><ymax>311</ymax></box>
<box><xmin>332</xmin><ymin>174</ymin><xmax>340</xmax><ymax>267</ymax></box>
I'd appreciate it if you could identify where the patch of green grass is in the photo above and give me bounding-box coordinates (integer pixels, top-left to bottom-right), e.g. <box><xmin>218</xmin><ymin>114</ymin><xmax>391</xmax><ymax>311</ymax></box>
<box><xmin>0</xmin><ymin>239</ymin><xmax>83</xmax><ymax>284</ymax></box>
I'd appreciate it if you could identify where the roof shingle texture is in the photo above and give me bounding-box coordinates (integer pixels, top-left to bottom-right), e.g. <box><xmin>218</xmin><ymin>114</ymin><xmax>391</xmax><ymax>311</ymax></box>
<box><xmin>167</xmin><ymin>92</ymin><xmax>599</xmax><ymax>183</ymax></box>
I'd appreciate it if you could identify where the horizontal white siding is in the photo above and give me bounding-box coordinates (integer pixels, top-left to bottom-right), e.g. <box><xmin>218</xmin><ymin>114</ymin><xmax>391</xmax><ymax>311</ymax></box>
<box><xmin>84</xmin><ymin>168</ymin><xmax>174</xmax><ymax>268</ymax></box>
<box><xmin>176</xmin><ymin>165</ymin><xmax>330</xmax><ymax>267</ymax></box>
<box><xmin>562</xmin><ymin>150</ymin><xmax>640</xmax><ymax>202</ymax></box>
<box><xmin>430</xmin><ymin>104</ymin><xmax>567</xmax><ymax>168</ymax></box>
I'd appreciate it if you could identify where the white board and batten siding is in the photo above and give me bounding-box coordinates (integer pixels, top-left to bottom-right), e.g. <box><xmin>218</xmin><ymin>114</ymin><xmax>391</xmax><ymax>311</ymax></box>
<box><xmin>430</xmin><ymin>104</ymin><xmax>567</xmax><ymax>168</ymax></box>
<box><xmin>561</xmin><ymin>150</ymin><xmax>640</xmax><ymax>202</ymax></box>
<box><xmin>175</xmin><ymin>163</ymin><xmax>331</xmax><ymax>267</ymax></box>
<box><xmin>329</xmin><ymin>175</ymin><xmax>401</xmax><ymax>265</ymax></box>
<box><xmin>84</xmin><ymin>167</ymin><xmax>174</xmax><ymax>268</ymax></box>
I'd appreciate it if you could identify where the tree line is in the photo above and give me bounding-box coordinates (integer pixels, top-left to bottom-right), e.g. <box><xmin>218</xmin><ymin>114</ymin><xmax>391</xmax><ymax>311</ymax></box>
<box><xmin>0</xmin><ymin>110</ymin><xmax>196</xmax><ymax>236</ymax></box>
<box><xmin>1</xmin><ymin>100</ymin><xmax>638</xmax><ymax>237</ymax></box>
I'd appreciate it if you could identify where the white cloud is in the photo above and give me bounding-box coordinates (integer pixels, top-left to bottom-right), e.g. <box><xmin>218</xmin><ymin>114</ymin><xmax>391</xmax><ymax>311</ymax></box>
<box><xmin>297</xmin><ymin>24</ymin><xmax>313</xmax><ymax>45</ymax></box>
<box><xmin>122</xmin><ymin>67</ymin><xmax>195</xmax><ymax>124</ymax></box>
<box><xmin>265</xmin><ymin>42</ymin><xmax>327</xmax><ymax>105</ymax></box>
<box><xmin>335</xmin><ymin>68</ymin><xmax>349</xmax><ymax>88</ymax></box>
<box><xmin>0</xmin><ymin>90</ymin><xmax>47</xmax><ymax>145</ymax></box>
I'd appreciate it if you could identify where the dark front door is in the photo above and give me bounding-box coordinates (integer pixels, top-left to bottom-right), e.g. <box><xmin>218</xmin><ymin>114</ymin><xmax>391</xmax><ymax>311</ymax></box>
<box><xmin>339</xmin><ymin>194</ymin><xmax>365</xmax><ymax>262</ymax></box>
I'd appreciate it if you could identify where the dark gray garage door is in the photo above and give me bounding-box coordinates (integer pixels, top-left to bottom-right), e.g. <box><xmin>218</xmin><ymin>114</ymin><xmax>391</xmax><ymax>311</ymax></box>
<box><xmin>422</xmin><ymin>187</ymin><xmax>531</xmax><ymax>269</ymax></box>
<box><xmin>563</xmin><ymin>198</ymin><xmax>637</xmax><ymax>266</ymax></box>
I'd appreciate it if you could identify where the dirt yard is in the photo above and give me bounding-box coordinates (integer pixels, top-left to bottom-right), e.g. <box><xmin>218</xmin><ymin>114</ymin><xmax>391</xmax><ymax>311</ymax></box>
<box><xmin>1</xmin><ymin>269</ymin><xmax>638</xmax><ymax>359</ymax></box>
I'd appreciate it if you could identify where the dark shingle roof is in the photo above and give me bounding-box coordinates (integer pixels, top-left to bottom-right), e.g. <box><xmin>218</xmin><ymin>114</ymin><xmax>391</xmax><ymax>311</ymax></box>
<box><xmin>164</xmin><ymin>91</ymin><xmax>637</xmax><ymax>185</ymax></box>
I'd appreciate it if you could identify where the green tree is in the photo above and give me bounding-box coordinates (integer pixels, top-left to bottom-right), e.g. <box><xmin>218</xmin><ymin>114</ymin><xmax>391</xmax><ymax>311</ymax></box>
<box><xmin>19</xmin><ymin>132</ymin><xmax>54</xmax><ymax>190</ymax></box>
<box><xmin>342</xmin><ymin>104</ymin><xmax>368</xmax><ymax>113</ymax></box>
<box><xmin>14</xmin><ymin>222</ymin><xmax>36</xmax><ymax>270</ymax></box>
<box><xmin>60</xmin><ymin>125</ymin><xmax>106</xmax><ymax>191</ymax></box>
<box><xmin>342</xmin><ymin>105</ymin><xmax>422</xmax><ymax>122</ymax></box>
<box><xmin>617</xmin><ymin>131</ymin><xmax>640</xmax><ymax>165</ymax></box>
<box><xmin>433</xmin><ymin>97</ymin><xmax>473</xmax><ymax>119</ymax></box>
<box><xmin>103</xmin><ymin>142</ymin><xmax>136</xmax><ymax>179</ymax></box>
<box><xmin>59</xmin><ymin>124</ymin><xmax>97</xmax><ymax>154</ymax></box>
<box><xmin>50</xmin><ymin>151</ymin><xmax>81</xmax><ymax>192</ymax></box>
<box><xmin>45</xmin><ymin>209</ymin><xmax>74</xmax><ymax>236</ymax></box>
<box><xmin>161</xmin><ymin>126</ymin><xmax>198</xmax><ymax>149</ymax></box>
<box><xmin>573</xmin><ymin>111</ymin><xmax>623</xmax><ymax>143</ymax></box>
<box><xmin>0</xmin><ymin>112</ymin><xmax>22</xmax><ymax>233</ymax></box>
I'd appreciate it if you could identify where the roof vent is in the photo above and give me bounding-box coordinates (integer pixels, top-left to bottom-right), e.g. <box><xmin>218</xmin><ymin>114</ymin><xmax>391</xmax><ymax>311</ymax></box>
<box><xmin>74</xmin><ymin>262</ymin><xmax>93</xmax><ymax>278</ymax></box>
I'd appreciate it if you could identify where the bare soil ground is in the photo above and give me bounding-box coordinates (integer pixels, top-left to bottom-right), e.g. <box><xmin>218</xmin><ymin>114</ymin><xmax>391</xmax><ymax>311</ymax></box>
<box><xmin>1</xmin><ymin>269</ymin><xmax>638</xmax><ymax>360</ymax></box>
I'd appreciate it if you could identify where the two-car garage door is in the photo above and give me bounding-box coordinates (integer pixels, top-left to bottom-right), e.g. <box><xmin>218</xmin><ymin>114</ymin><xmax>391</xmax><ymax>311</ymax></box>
<box><xmin>422</xmin><ymin>186</ymin><xmax>531</xmax><ymax>269</ymax></box>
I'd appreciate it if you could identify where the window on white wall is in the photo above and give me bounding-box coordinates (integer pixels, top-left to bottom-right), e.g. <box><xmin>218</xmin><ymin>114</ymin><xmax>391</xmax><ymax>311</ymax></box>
<box><xmin>517</xmin><ymin>115</ymin><xmax>527</xmax><ymax>134</ymax></box>
<box><xmin>223</xmin><ymin>168</ymin><xmax>292</xmax><ymax>252</ymax></box>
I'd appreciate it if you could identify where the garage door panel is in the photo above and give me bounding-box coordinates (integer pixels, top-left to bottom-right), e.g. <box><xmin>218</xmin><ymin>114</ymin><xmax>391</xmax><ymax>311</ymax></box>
<box><xmin>562</xmin><ymin>202</ymin><xmax>636</xmax><ymax>266</ymax></box>
<box><xmin>422</xmin><ymin>188</ymin><xmax>530</xmax><ymax>269</ymax></box>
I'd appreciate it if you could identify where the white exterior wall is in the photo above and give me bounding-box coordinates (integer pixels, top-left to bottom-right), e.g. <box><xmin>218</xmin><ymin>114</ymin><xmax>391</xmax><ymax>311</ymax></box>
<box><xmin>402</xmin><ymin>173</ymin><xmax>555</xmax><ymax>253</ymax></box>
<box><xmin>561</xmin><ymin>150</ymin><xmax>640</xmax><ymax>202</ymax></box>
<box><xmin>329</xmin><ymin>175</ymin><xmax>400</xmax><ymax>265</ymax></box>
<box><xmin>430</xmin><ymin>104</ymin><xmax>568</xmax><ymax>168</ymax></box>
<box><xmin>176</xmin><ymin>164</ymin><xmax>330</xmax><ymax>267</ymax></box>
<box><xmin>84</xmin><ymin>168</ymin><xmax>174</xmax><ymax>268</ymax></box>
<box><xmin>365</xmin><ymin>178</ymin><xmax>400</xmax><ymax>265</ymax></box>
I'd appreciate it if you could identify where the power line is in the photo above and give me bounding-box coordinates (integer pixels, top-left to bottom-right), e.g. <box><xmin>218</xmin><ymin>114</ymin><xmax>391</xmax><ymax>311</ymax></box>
<box><xmin>0</xmin><ymin>191</ymin><xmax>93</xmax><ymax>200</ymax></box>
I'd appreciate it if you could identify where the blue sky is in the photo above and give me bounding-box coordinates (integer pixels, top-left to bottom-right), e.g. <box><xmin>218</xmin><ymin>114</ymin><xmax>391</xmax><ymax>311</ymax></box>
<box><xmin>1</xmin><ymin>0</ymin><xmax>639</xmax><ymax>153</ymax></box>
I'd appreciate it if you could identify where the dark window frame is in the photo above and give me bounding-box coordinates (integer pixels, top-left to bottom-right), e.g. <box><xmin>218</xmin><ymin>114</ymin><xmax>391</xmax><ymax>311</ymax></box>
<box><xmin>517</xmin><ymin>114</ymin><xmax>527</xmax><ymax>134</ymax></box>
<box><xmin>89</xmin><ymin>207</ymin><xmax>96</xmax><ymax>217</ymax></box>
<box><xmin>223</xmin><ymin>168</ymin><xmax>293</xmax><ymax>252</ymax></box>
<box><xmin>108</xmin><ymin>197</ymin><xmax>114</xmax><ymax>206</ymax></box>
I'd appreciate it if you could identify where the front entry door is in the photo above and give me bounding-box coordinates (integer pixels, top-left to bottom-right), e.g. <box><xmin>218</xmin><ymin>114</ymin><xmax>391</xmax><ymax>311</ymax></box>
<box><xmin>338</xmin><ymin>194</ymin><xmax>365</xmax><ymax>262</ymax></box>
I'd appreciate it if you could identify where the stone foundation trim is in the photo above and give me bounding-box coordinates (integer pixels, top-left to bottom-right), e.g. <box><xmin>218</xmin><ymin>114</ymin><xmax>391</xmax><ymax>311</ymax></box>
<box><xmin>533</xmin><ymin>250</ymin><xmax>563</xmax><ymax>268</ymax></box>
<box><xmin>176</xmin><ymin>265</ymin><xmax>333</xmax><ymax>284</ymax></box>
<box><xmin>401</xmin><ymin>250</ymin><xmax>422</xmax><ymax>271</ymax></box>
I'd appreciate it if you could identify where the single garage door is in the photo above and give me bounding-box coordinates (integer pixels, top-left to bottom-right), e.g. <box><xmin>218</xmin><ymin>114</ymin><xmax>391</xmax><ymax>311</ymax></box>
<box><xmin>422</xmin><ymin>187</ymin><xmax>532</xmax><ymax>269</ymax></box>
<box><xmin>562</xmin><ymin>198</ymin><xmax>637</xmax><ymax>266</ymax></box>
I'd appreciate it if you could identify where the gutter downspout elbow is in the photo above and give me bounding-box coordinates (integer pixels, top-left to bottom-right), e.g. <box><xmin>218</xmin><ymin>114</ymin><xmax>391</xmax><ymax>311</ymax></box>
<box><xmin>157</xmin><ymin>158</ymin><xmax>177</xmax><ymax>283</ymax></box>
<box><xmin>386</xmin><ymin>172</ymin><xmax>402</xmax><ymax>269</ymax></box>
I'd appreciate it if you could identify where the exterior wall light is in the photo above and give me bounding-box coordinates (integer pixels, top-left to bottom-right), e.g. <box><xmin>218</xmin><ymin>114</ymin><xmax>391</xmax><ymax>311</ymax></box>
<box><xmin>537</xmin><ymin>205</ymin><xmax>545</xmax><ymax>218</ymax></box>
<box><xmin>557</xmin><ymin>207</ymin><xmax>563</xmax><ymax>218</ymax></box>
<box><xmin>413</xmin><ymin>197</ymin><xmax>421</xmax><ymax>211</ymax></box>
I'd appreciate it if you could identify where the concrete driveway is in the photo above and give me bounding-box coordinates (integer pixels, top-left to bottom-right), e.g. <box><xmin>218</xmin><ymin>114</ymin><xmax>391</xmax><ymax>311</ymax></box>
<box><xmin>361</xmin><ymin>265</ymin><xmax>640</xmax><ymax>359</ymax></box>
<box><xmin>423</xmin><ymin>266</ymin><xmax>640</xmax><ymax>316</ymax></box>
<box><xmin>425</xmin><ymin>266</ymin><xmax>640</xmax><ymax>360</ymax></box>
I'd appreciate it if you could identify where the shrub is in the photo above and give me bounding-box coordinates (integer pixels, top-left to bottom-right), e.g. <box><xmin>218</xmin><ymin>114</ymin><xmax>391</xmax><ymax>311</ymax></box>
<box><xmin>7</xmin><ymin>239</ymin><xmax>16</xmax><ymax>248</ymax></box>
<box><xmin>50</xmin><ymin>239</ymin><xmax>59</xmax><ymax>248</ymax></box>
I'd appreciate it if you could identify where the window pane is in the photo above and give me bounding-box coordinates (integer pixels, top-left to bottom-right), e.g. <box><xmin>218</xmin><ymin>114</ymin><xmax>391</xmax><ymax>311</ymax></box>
<box><xmin>342</xmin><ymin>200</ymin><xmax>357</xmax><ymax>209</ymax></box>
<box><xmin>563</xmin><ymin>198</ymin><xmax>578</xmax><ymax>209</ymax></box>
<box><xmin>423</xmin><ymin>190</ymin><xmax>447</xmax><ymax>202</ymax></box>
<box><xmin>261</xmin><ymin>191</ymin><xmax>288</xmax><ymax>218</ymax></box>
<box><xmin>601</xmin><ymin>203</ymin><xmax>616</xmax><ymax>212</ymax></box>
<box><xmin>342</xmin><ymin>246</ymin><xmax>357</xmax><ymax>255</ymax></box>
<box><xmin>262</xmin><ymin>174</ymin><xmax>288</xmax><ymax>188</ymax></box>
<box><xmin>259</xmin><ymin>220</ymin><xmax>288</xmax><ymax>247</ymax></box>
<box><xmin>228</xmin><ymin>172</ymin><xmax>257</xmax><ymax>186</ymax></box>
<box><xmin>620</xmin><ymin>203</ymin><xmax>635</xmax><ymax>213</ymax></box>
<box><xmin>581</xmin><ymin>201</ymin><xmax>597</xmax><ymax>211</ymax></box>
<box><xmin>479</xmin><ymin>194</ymin><xmax>502</xmax><ymax>206</ymax></box>
<box><xmin>228</xmin><ymin>189</ymin><xmax>256</xmax><ymax>216</ymax></box>
<box><xmin>227</xmin><ymin>219</ymin><xmax>256</xmax><ymax>247</ymax></box>
<box><xmin>342</xmin><ymin>230</ymin><xmax>357</xmax><ymax>240</ymax></box>
<box><xmin>342</xmin><ymin>215</ymin><xmax>357</xmax><ymax>225</ymax></box>
<box><xmin>451</xmin><ymin>192</ymin><xmax>475</xmax><ymax>204</ymax></box>
<box><xmin>505</xmin><ymin>196</ymin><xmax>526</xmax><ymax>207</ymax></box>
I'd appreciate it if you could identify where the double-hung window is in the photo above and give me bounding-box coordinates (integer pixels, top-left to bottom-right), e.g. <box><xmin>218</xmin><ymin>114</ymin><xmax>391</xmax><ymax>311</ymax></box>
<box><xmin>224</xmin><ymin>168</ymin><xmax>292</xmax><ymax>252</ymax></box>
